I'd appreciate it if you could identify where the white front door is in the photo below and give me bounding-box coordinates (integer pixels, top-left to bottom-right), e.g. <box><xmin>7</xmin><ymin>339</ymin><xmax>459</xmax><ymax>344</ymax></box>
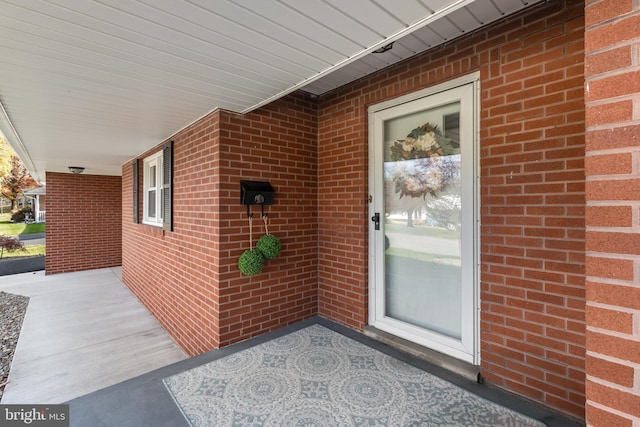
<box><xmin>368</xmin><ymin>74</ymin><xmax>480</xmax><ymax>364</ymax></box>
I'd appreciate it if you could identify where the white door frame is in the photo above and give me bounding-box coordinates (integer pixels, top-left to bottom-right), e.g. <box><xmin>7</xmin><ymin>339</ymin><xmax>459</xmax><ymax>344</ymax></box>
<box><xmin>367</xmin><ymin>73</ymin><xmax>480</xmax><ymax>365</ymax></box>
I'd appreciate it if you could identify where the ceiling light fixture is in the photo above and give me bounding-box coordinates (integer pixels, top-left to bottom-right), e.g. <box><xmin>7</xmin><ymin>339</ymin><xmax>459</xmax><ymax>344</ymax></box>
<box><xmin>68</xmin><ymin>166</ymin><xmax>85</xmax><ymax>174</ymax></box>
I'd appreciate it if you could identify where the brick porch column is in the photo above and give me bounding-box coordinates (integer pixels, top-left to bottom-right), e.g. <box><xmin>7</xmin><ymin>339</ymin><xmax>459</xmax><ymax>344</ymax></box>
<box><xmin>584</xmin><ymin>1</ymin><xmax>640</xmax><ymax>425</ymax></box>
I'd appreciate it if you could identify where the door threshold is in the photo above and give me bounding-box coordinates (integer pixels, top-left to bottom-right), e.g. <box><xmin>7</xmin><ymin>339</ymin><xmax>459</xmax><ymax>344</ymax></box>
<box><xmin>364</xmin><ymin>326</ymin><xmax>481</xmax><ymax>382</ymax></box>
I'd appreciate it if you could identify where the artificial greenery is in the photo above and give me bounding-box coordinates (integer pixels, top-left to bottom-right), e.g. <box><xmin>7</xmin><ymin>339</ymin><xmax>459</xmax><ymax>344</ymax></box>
<box><xmin>238</xmin><ymin>249</ymin><xmax>264</xmax><ymax>276</ymax></box>
<box><xmin>238</xmin><ymin>214</ymin><xmax>282</xmax><ymax>276</ymax></box>
<box><xmin>256</xmin><ymin>234</ymin><xmax>281</xmax><ymax>260</ymax></box>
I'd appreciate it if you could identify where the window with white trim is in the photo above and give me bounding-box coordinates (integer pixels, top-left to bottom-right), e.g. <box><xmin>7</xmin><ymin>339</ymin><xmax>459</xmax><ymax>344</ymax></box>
<box><xmin>143</xmin><ymin>151</ymin><xmax>163</xmax><ymax>226</ymax></box>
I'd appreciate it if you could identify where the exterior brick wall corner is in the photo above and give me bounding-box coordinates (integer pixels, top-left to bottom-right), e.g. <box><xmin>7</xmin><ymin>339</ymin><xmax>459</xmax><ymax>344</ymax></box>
<box><xmin>112</xmin><ymin>0</ymin><xmax>640</xmax><ymax>422</ymax></box>
<box><xmin>122</xmin><ymin>94</ymin><xmax>319</xmax><ymax>356</ymax></box>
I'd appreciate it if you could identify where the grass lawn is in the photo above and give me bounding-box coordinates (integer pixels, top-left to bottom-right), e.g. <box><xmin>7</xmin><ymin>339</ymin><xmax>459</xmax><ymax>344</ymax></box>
<box><xmin>0</xmin><ymin>213</ymin><xmax>46</xmax><ymax>236</ymax></box>
<box><xmin>1</xmin><ymin>244</ymin><xmax>46</xmax><ymax>258</ymax></box>
<box><xmin>0</xmin><ymin>212</ymin><xmax>46</xmax><ymax>260</ymax></box>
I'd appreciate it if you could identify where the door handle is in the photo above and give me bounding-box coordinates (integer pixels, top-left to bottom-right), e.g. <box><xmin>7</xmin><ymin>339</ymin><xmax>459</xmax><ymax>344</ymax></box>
<box><xmin>371</xmin><ymin>212</ymin><xmax>380</xmax><ymax>230</ymax></box>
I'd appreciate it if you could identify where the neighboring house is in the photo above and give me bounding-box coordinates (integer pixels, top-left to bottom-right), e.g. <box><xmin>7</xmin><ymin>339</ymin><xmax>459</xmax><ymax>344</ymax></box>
<box><xmin>0</xmin><ymin>198</ymin><xmax>10</xmax><ymax>214</ymax></box>
<box><xmin>0</xmin><ymin>189</ymin><xmax>45</xmax><ymax>221</ymax></box>
<box><xmin>7</xmin><ymin>1</ymin><xmax>639</xmax><ymax>426</ymax></box>
<box><xmin>23</xmin><ymin>186</ymin><xmax>46</xmax><ymax>222</ymax></box>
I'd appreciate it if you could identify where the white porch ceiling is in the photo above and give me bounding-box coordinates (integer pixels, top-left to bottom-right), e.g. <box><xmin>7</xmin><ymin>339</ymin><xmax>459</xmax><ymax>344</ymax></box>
<box><xmin>0</xmin><ymin>0</ymin><xmax>539</xmax><ymax>183</ymax></box>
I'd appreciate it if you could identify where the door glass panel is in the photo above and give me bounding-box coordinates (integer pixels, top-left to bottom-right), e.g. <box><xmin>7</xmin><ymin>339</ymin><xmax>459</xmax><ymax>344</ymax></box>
<box><xmin>383</xmin><ymin>102</ymin><xmax>462</xmax><ymax>339</ymax></box>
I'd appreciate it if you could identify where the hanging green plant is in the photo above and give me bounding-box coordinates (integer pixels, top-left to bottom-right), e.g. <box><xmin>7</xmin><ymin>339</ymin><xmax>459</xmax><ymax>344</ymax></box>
<box><xmin>257</xmin><ymin>233</ymin><xmax>281</xmax><ymax>259</ymax></box>
<box><xmin>238</xmin><ymin>249</ymin><xmax>264</xmax><ymax>276</ymax></box>
<box><xmin>256</xmin><ymin>215</ymin><xmax>281</xmax><ymax>260</ymax></box>
<box><xmin>238</xmin><ymin>214</ymin><xmax>264</xmax><ymax>276</ymax></box>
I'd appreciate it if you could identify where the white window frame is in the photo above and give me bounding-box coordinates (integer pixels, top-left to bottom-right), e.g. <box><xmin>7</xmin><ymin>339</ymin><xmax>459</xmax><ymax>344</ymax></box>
<box><xmin>143</xmin><ymin>151</ymin><xmax>163</xmax><ymax>226</ymax></box>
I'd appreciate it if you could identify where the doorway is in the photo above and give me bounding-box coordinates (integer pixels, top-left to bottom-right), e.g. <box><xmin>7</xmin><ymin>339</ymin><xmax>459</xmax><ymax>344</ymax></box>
<box><xmin>368</xmin><ymin>74</ymin><xmax>480</xmax><ymax>364</ymax></box>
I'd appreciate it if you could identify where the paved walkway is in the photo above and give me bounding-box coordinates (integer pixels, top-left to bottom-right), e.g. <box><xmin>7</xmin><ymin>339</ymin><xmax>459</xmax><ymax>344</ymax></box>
<box><xmin>0</xmin><ymin>267</ymin><xmax>187</xmax><ymax>403</ymax></box>
<box><xmin>17</xmin><ymin>232</ymin><xmax>46</xmax><ymax>245</ymax></box>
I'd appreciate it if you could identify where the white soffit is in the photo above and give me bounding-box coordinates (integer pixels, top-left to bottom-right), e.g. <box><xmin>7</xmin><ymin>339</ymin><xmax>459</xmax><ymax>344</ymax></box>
<box><xmin>0</xmin><ymin>0</ymin><xmax>539</xmax><ymax>182</ymax></box>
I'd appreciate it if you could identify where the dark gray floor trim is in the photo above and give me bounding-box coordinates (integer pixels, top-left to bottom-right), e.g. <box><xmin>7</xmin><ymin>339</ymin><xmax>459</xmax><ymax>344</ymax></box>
<box><xmin>68</xmin><ymin>317</ymin><xmax>584</xmax><ymax>427</ymax></box>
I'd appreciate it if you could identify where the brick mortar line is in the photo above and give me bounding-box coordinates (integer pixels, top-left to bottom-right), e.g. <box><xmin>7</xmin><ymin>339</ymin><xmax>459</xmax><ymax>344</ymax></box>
<box><xmin>585</xmin><ymin>92</ymin><xmax>640</xmax><ymax>106</ymax></box>
<box><xmin>586</xmin><ymin>147</ymin><xmax>640</xmax><ymax>156</ymax></box>
<box><xmin>584</xmin><ymin>5</ymin><xmax>640</xmax><ymax>32</ymax></box>
<box><xmin>585</xmin><ymin>251</ymin><xmax>640</xmax><ymax>260</ymax></box>
<box><xmin>587</xmin><ymin>350</ymin><xmax>640</xmax><ymax>370</ymax></box>
<box><xmin>587</xmin><ymin>226</ymin><xmax>640</xmax><ymax>233</ymax></box>
<box><xmin>584</xmin><ymin>61</ymin><xmax>640</xmax><ymax>81</ymax></box>
<box><xmin>587</xmin><ymin>324</ymin><xmax>640</xmax><ymax>342</ymax></box>
<box><xmin>587</xmin><ymin>300</ymin><xmax>639</xmax><ymax>316</ymax></box>
<box><xmin>586</xmin><ymin>400</ymin><xmax>636</xmax><ymax>425</ymax></box>
<box><xmin>586</xmin><ymin>375</ymin><xmax>640</xmax><ymax>395</ymax></box>
<box><xmin>586</xmin><ymin>200</ymin><xmax>640</xmax><ymax>206</ymax></box>
<box><xmin>585</xmin><ymin>174</ymin><xmax>640</xmax><ymax>181</ymax></box>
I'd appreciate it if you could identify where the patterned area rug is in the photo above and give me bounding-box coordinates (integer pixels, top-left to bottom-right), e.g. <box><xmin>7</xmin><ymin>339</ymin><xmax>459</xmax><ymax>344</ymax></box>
<box><xmin>164</xmin><ymin>325</ymin><xmax>544</xmax><ymax>426</ymax></box>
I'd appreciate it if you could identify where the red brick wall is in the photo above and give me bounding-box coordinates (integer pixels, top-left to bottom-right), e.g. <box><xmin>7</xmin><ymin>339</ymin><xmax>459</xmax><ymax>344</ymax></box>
<box><xmin>216</xmin><ymin>97</ymin><xmax>318</xmax><ymax>346</ymax></box>
<box><xmin>584</xmin><ymin>1</ymin><xmax>640</xmax><ymax>426</ymax></box>
<box><xmin>46</xmin><ymin>172</ymin><xmax>122</xmax><ymax>274</ymax></box>
<box><xmin>122</xmin><ymin>93</ymin><xmax>318</xmax><ymax>355</ymax></box>
<box><xmin>316</xmin><ymin>92</ymin><xmax>369</xmax><ymax>329</ymax></box>
<box><xmin>122</xmin><ymin>112</ymin><xmax>222</xmax><ymax>355</ymax></box>
<box><xmin>118</xmin><ymin>0</ymin><xmax>588</xmax><ymax>418</ymax></box>
<box><xmin>317</xmin><ymin>0</ymin><xmax>585</xmax><ymax>419</ymax></box>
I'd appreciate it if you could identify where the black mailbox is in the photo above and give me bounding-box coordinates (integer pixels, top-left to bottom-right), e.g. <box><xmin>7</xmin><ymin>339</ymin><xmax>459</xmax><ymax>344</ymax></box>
<box><xmin>240</xmin><ymin>180</ymin><xmax>275</xmax><ymax>205</ymax></box>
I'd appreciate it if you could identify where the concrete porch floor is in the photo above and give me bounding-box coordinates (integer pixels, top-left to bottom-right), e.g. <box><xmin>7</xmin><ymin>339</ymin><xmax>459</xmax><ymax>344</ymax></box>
<box><xmin>0</xmin><ymin>267</ymin><xmax>583</xmax><ymax>426</ymax></box>
<box><xmin>0</xmin><ymin>267</ymin><xmax>187</xmax><ymax>403</ymax></box>
<box><xmin>67</xmin><ymin>318</ymin><xmax>582</xmax><ymax>427</ymax></box>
